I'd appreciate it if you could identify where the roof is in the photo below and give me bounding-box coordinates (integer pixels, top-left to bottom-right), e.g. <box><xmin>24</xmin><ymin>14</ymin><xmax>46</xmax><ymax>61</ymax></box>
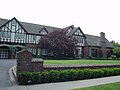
<box><xmin>0</xmin><ymin>17</ymin><xmax>113</xmax><ymax>48</ymax></box>
<box><xmin>85</xmin><ymin>34</ymin><xmax>114</xmax><ymax>48</ymax></box>
<box><xmin>0</xmin><ymin>18</ymin><xmax>60</xmax><ymax>35</ymax></box>
<box><xmin>67</xmin><ymin>27</ymin><xmax>86</xmax><ymax>38</ymax></box>
<box><xmin>0</xmin><ymin>18</ymin><xmax>8</xmax><ymax>27</ymax></box>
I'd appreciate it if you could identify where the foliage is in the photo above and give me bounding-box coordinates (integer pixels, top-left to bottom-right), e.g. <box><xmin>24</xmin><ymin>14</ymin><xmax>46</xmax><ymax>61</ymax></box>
<box><xmin>111</xmin><ymin>40</ymin><xmax>120</xmax><ymax>59</ymax></box>
<box><xmin>38</xmin><ymin>29</ymin><xmax>77</xmax><ymax>58</ymax></box>
<box><xmin>111</xmin><ymin>40</ymin><xmax>120</xmax><ymax>47</ymax></box>
<box><xmin>18</xmin><ymin>68</ymin><xmax>120</xmax><ymax>85</ymax></box>
<box><xmin>113</xmin><ymin>47</ymin><xmax>120</xmax><ymax>59</ymax></box>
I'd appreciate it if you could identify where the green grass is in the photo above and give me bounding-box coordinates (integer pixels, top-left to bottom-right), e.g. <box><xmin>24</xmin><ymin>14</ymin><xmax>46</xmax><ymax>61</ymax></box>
<box><xmin>44</xmin><ymin>60</ymin><xmax>120</xmax><ymax>65</ymax></box>
<box><xmin>72</xmin><ymin>82</ymin><xmax>120</xmax><ymax>90</ymax></box>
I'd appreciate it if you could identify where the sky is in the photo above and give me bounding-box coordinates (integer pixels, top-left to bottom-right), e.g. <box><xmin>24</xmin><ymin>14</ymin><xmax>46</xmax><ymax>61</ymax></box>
<box><xmin>0</xmin><ymin>0</ymin><xmax>120</xmax><ymax>43</ymax></box>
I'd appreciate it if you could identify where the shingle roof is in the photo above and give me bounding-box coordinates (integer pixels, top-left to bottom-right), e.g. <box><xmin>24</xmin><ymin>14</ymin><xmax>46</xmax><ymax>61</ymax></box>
<box><xmin>85</xmin><ymin>34</ymin><xmax>114</xmax><ymax>48</ymax></box>
<box><xmin>0</xmin><ymin>18</ymin><xmax>8</xmax><ymax>27</ymax></box>
<box><xmin>0</xmin><ymin>18</ymin><xmax>59</xmax><ymax>34</ymax></box>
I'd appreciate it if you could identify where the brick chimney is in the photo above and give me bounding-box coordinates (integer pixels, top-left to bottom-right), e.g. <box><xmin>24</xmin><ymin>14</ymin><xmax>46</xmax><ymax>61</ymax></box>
<box><xmin>100</xmin><ymin>32</ymin><xmax>107</xmax><ymax>58</ymax></box>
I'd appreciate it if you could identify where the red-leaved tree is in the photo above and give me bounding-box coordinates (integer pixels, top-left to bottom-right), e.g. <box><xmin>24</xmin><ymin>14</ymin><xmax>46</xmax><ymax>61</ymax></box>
<box><xmin>38</xmin><ymin>29</ymin><xmax>77</xmax><ymax>57</ymax></box>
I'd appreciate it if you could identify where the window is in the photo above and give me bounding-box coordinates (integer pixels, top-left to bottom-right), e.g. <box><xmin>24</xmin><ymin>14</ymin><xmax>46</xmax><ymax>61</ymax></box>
<box><xmin>0</xmin><ymin>48</ymin><xmax>9</xmax><ymax>59</ymax></box>
<box><xmin>91</xmin><ymin>48</ymin><xmax>97</xmax><ymax>57</ymax></box>
<box><xmin>32</xmin><ymin>49</ymin><xmax>36</xmax><ymax>55</ymax></box>
<box><xmin>28</xmin><ymin>35</ymin><xmax>32</xmax><ymax>43</ymax></box>
<box><xmin>12</xmin><ymin>26</ymin><xmax>16</xmax><ymax>32</ymax></box>
<box><xmin>33</xmin><ymin>35</ymin><xmax>36</xmax><ymax>43</ymax></box>
<box><xmin>36</xmin><ymin>36</ymin><xmax>41</xmax><ymax>44</ymax></box>
<box><xmin>12</xmin><ymin>19</ymin><xmax>16</xmax><ymax>25</ymax></box>
<box><xmin>38</xmin><ymin>48</ymin><xmax>41</xmax><ymax>55</ymax></box>
<box><xmin>0</xmin><ymin>30</ymin><xmax>2</xmax><ymax>37</ymax></box>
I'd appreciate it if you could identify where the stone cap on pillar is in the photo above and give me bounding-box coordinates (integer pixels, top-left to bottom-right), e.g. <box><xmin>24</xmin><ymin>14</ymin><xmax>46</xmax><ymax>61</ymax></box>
<box><xmin>32</xmin><ymin>58</ymin><xmax>44</xmax><ymax>63</ymax></box>
<box><xmin>17</xmin><ymin>49</ymin><xmax>32</xmax><ymax>54</ymax></box>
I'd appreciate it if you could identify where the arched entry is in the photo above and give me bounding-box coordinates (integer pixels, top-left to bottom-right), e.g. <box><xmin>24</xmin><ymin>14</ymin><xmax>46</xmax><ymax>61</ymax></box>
<box><xmin>0</xmin><ymin>44</ymin><xmax>26</xmax><ymax>59</ymax></box>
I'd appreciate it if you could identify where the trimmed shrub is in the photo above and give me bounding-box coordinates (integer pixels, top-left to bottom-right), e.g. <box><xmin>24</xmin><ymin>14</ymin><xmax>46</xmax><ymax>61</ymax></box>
<box><xmin>18</xmin><ymin>68</ymin><xmax>120</xmax><ymax>85</ymax></box>
<box><xmin>41</xmin><ymin>72</ymin><xmax>50</xmax><ymax>83</ymax></box>
<box><xmin>59</xmin><ymin>70</ymin><xmax>69</xmax><ymax>82</ymax></box>
<box><xmin>18</xmin><ymin>72</ymin><xmax>32</xmax><ymax>85</ymax></box>
<box><xmin>49</xmin><ymin>70</ymin><xmax>60</xmax><ymax>82</ymax></box>
<box><xmin>32</xmin><ymin>72</ymin><xmax>42</xmax><ymax>84</ymax></box>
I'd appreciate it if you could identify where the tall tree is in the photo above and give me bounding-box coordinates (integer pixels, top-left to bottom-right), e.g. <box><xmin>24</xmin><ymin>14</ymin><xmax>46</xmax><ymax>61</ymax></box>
<box><xmin>38</xmin><ymin>29</ymin><xmax>77</xmax><ymax>58</ymax></box>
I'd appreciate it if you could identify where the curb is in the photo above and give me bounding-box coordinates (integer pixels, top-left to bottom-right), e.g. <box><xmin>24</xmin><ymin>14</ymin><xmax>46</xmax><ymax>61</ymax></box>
<box><xmin>9</xmin><ymin>65</ymin><xmax>18</xmax><ymax>86</ymax></box>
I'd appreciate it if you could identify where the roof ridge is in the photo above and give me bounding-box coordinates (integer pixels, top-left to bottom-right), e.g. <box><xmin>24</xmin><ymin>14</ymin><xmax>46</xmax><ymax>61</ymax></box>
<box><xmin>85</xmin><ymin>34</ymin><xmax>100</xmax><ymax>38</ymax></box>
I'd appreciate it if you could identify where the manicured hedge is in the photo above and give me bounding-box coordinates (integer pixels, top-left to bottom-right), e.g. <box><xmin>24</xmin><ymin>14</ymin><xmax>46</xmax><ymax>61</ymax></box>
<box><xmin>18</xmin><ymin>68</ymin><xmax>120</xmax><ymax>85</ymax></box>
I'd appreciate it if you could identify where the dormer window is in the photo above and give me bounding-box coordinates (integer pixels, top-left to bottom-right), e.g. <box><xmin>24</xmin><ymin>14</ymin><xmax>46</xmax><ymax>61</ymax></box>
<box><xmin>39</xmin><ymin>27</ymin><xmax>48</xmax><ymax>35</ymax></box>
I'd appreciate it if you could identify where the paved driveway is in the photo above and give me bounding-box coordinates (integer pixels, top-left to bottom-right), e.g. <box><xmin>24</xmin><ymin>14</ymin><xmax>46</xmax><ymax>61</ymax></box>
<box><xmin>0</xmin><ymin>59</ymin><xmax>16</xmax><ymax>88</ymax></box>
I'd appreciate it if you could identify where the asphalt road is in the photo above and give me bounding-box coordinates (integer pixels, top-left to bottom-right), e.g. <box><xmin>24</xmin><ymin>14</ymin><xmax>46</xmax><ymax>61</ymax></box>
<box><xmin>0</xmin><ymin>59</ymin><xmax>16</xmax><ymax>88</ymax></box>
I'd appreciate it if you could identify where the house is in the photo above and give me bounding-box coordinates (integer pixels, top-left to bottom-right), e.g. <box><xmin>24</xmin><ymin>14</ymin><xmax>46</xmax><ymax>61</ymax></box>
<box><xmin>0</xmin><ymin>17</ymin><xmax>114</xmax><ymax>59</ymax></box>
<box><xmin>84</xmin><ymin>33</ymin><xmax>114</xmax><ymax>58</ymax></box>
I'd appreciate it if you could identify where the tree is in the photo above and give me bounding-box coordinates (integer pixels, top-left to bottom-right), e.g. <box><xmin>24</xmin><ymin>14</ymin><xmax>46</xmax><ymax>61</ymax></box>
<box><xmin>38</xmin><ymin>29</ymin><xmax>77</xmax><ymax>58</ymax></box>
<box><xmin>113</xmin><ymin>47</ymin><xmax>120</xmax><ymax>59</ymax></box>
<box><xmin>111</xmin><ymin>40</ymin><xmax>120</xmax><ymax>59</ymax></box>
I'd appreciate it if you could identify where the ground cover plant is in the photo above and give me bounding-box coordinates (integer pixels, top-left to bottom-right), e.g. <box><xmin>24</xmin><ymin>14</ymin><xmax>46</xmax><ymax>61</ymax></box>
<box><xmin>72</xmin><ymin>82</ymin><xmax>120</xmax><ymax>90</ymax></box>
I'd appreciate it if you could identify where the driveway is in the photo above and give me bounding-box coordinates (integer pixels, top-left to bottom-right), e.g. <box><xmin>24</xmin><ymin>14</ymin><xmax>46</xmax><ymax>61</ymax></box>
<box><xmin>0</xmin><ymin>59</ymin><xmax>16</xmax><ymax>88</ymax></box>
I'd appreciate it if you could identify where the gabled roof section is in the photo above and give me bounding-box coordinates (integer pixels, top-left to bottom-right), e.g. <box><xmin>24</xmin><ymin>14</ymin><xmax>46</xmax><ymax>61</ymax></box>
<box><xmin>85</xmin><ymin>34</ymin><xmax>114</xmax><ymax>48</ymax></box>
<box><xmin>0</xmin><ymin>17</ymin><xmax>59</xmax><ymax>35</ymax></box>
<box><xmin>67</xmin><ymin>27</ymin><xmax>86</xmax><ymax>38</ymax></box>
<box><xmin>63</xmin><ymin>25</ymin><xmax>75</xmax><ymax>30</ymax></box>
<box><xmin>0</xmin><ymin>17</ymin><xmax>28</xmax><ymax>33</ymax></box>
<box><xmin>39</xmin><ymin>27</ymin><xmax>48</xmax><ymax>33</ymax></box>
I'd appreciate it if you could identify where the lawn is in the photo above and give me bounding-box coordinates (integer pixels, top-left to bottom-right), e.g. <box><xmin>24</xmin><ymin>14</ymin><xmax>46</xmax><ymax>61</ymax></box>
<box><xmin>72</xmin><ymin>82</ymin><xmax>120</xmax><ymax>90</ymax></box>
<box><xmin>44</xmin><ymin>60</ymin><xmax>120</xmax><ymax>65</ymax></box>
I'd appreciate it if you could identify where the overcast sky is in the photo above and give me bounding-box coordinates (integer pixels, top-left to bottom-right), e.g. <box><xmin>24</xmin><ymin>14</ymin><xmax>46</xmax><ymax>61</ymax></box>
<box><xmin>0</xmin><ymin>0</ymin><xmax>120</xmax><ymax>43</ymax></box>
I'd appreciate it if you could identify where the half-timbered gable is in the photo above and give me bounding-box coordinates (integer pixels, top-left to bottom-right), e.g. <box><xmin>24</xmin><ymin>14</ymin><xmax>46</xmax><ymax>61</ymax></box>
<box><xmin>39</xmin><ymin>27</ymin><xmax>48</xmax><ymax>35</ymax></box>
<box><xmin>0</xmin><ymin>17</ymin><xmax>27</xmax><ymax>43</ymax></box>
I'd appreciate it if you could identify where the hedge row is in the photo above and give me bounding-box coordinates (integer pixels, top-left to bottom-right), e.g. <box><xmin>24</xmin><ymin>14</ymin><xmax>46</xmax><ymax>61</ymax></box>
<box><xmin>18</xmin><ymin>68</ymin><xmax>120</xmax><ymax>85</ymax></box>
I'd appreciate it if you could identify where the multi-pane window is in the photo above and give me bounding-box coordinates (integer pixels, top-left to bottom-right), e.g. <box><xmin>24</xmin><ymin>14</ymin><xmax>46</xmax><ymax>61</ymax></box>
<box><xmin>0</xmin><ymin>27</ymin><xmax>11</xmax><ymax>42</ymax></box>
<box><xmin>0</xmin><ymin>48</ymin><xmax>9</xmax><ymax>59</ymax></box>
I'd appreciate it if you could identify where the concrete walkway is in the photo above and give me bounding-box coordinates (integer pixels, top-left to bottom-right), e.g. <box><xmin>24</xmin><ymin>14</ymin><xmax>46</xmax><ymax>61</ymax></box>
<box><xmin>1</xmin><ymin>75</ymin><xmax>120</xmax><ymax>90</ymax></box>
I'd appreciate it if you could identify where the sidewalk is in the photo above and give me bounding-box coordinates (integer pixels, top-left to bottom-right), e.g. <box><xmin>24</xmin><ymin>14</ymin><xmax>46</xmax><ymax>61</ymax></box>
<box><xmin>1</xmin><ymin>75</ymin><xmax>120</xmax><ymax>90</ymax></box>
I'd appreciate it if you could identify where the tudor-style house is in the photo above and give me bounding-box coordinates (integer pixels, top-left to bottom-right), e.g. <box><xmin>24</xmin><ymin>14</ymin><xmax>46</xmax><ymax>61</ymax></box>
<box><xmin>0</xmin><ymin>17</ymin><xmax>114</xmax><ymax>59</ymax></box>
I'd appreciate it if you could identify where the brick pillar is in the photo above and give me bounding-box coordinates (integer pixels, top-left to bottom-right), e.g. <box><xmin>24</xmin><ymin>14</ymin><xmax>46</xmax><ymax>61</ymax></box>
<box><xmin>100</xmin><ymin>32</ymin><xmax>107</xmax><ymax>58</ymax></box>
<box><xmin>17</xmin><ymin>50</ymin><xmax>32</xmax><ymax>74</ymax></box>
<box><xmin>32</xmin><ymin>59</ymin><xmax>44</xmax><ymax>72</ymax></box>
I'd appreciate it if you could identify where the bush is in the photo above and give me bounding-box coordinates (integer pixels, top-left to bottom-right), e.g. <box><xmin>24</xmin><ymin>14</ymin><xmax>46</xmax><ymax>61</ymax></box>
<box><xmin>18</xmin><ymin>68</ymin><xmax>120</xmax><ymax>85</ymax></box>
<box><xmin>18</xmin><ymin>72</ymin><xmax>32</xmax><ymax>85</ymax></box>
<box><xmin>32</xmin><ymin>72</ymin><xmax>42</xmax><ymax>84</ymax></box>
<box><xmin>49</xmin><ymin>70</ymin><xmax>60</xmax><ymax>82</ymax></box>
<box><xmin>41</xmin><ymin>72</ymin><xmax>50</xmax><ymax>83</ymax></box>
